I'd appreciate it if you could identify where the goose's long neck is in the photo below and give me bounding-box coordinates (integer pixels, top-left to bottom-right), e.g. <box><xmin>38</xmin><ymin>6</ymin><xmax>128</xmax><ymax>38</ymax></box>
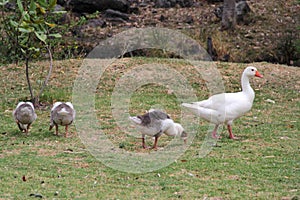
<box><xmin>241</xmin><ymin>73</ymin><xmax>255</xmax><ymax>100</ymax></box>
<box><xmin>165</xmin><ymin>123</ymin><xmax>181</xmax><ymax>136</ymax></box>
<box><xmin>164</xmin><ymin>125</ymin><xmax>176</xmax><ymax>136</ymax></box>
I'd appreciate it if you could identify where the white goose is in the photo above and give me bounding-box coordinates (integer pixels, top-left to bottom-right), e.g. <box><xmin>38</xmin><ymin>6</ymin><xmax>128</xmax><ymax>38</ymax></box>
<box><xmin>13</xmin><ymin>102</ymin><xmax>37</xmax><ymax>134</ymax></box>
<box><xmin>129</xmin><ymin>109</ymin><xmax>187</xmax><ymax>149</ymax></box>
<box><xmin>182</xmin><ymin>66</ymin><xmax>263</xmax><ymax>139</ymax></box>
<box><xmin>49</xmin><ymin>102</ymin><xmax>75</xmax><ymax>137</ymax></box>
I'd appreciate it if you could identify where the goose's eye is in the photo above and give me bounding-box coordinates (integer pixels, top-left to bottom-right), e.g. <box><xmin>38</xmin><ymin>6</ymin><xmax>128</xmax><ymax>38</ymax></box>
<box><xmin>251</xmin><ymin>69</ymin><xmax>254</xmax><ymax>71</ymax></box>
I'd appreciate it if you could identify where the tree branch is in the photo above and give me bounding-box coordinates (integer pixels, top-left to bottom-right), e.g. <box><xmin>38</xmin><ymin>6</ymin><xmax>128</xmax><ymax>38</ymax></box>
<box><xmin>37</xmin><ymin>45</ymin><xmax>53</xmax><ymax>99</ymax></box>
<box><xmin>25</xmin><ymin>55</ymin><xmax>34</xmax><ymax>101</ymax></box>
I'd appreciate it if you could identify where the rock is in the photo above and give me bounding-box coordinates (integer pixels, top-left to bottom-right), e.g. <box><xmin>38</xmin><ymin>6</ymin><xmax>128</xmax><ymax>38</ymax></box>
<box><xmin>188</xmin><ymin>172</ymin><xmax>194</xmax><ymax>177</ymax></box>
<box><xmin>57</xmin><ymin>0</ymin><xmax>130</xmax><ymax>13</ymax></box>
<box><xmin>207</xmin><ymin>0</ymin><xmax>223</xmax><ymax>3</ymax></box>
<box><xmin>87</xmin><ymin>19</ymin><xmax>107</xmax><ymax>28</ymax></box>
<box><xmin>236</xmin><ymin>0</ymin><xmax>251</xmax><ymax>23</ymax></box>
<box><xmin>184</xmin><ymin>16</ymin><xmax>194</xmax><ymax>24</ymax></box>
<box><xmin>221</xmin><ymin>54</ymin><xmax>230</xmax><ymax>62</ymax></box>
<box><xmin>73</xmin><ymin>18</ymin><xmax>107</xmax><ymax>38</ymax></box>
<box><xmin>213</xmin><ymin>0</ymin><xmax>251</xmax><ymax>24</ymax></box>
<box><xmin>154</xmin><ymin>0</ymin><xmax>194</xmax><ymax>8</ymax></box>
<box><xmin>155</xmin><ymin>0</ymin><xmax>170</xmax><ymax>8</ymax></box>
<box><xmin>4</xmin><ymin>2</ymin><xmax>15</xmax><ymax>10</ymax></box>
<box><xmin>54</xmin><ymin>4</ymin><xmax>65</xmax><ymax>12</ymax></box>
<box><xmin>214</xmin><ymin>6</ymin><xmax>223</xmax><ymax>19</ymax></box>
<box><xmin>29</xmin><ymin>193</ymin><xmax>43</xmax><ymax>198</ymax></box>
<box><xmin>159</xmin><ymin>15</ymin><xmax>167</xmax><ymax>22</ymax></box>
<box><xmin>265</xmin><ymin>99</ymin><xmax>275</xmax><ymax>104</ymax></box>
<box><xmin>104</xmin><ymin>9</ymin><xmax>130</xmax><ymax>21</ymax></box>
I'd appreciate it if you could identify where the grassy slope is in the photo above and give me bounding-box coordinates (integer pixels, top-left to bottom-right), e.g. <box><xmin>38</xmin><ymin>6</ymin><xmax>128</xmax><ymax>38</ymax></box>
<box><xmin>0</xmin><ymin>59</ymin><xmax>299</xmax><ymax>199</ymax></box>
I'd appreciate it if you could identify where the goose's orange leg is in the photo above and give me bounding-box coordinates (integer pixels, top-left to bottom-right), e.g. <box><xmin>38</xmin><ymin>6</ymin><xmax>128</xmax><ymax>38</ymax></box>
<box><xmin>212</xmin><ymin>125</ymin><xmax>219</xmax><ymax>138</ymax></box>
<box><xmin>65</xmin><ymin>125</ymin><xmax>68</xmax><ymax>138</ymax></box>
<box><xmin>152</xmin><ymin>136</ymin><xmax>159</xmax><ymax>150</ymax></box>
<box><xmin>227</xmin><ymin>125</ymin><xmax>237</xmax><ymax>139</ymax></box>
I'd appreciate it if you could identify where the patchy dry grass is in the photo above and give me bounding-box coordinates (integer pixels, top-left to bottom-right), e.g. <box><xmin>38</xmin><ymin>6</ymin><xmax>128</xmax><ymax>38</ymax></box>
<box><xmin>0</xmin><ymin>58</ymin><xmax>299</xmax><ymax>199</ymax></box>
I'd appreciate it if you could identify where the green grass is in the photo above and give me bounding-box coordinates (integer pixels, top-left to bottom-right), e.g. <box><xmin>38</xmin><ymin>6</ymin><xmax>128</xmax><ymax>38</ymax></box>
<box><xmin>0</xmin><ymin>59</ymin><xmax>299</xmax><ymax>199</ymax></box>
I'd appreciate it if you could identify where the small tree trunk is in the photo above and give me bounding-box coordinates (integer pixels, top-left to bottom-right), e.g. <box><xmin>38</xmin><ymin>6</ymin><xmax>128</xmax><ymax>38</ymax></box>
<box><xmin>25</xmin><ymin>56</ymin><xmax>34</xmax><ymax>102</ymax></box>
<box><xmin>32</xmin><ymin>96</ymin><xmax>40</xmax><ymax>108</ymax></box>
<box><xmin>221</xmin><ymin>0</ymin><xmax>237</xmax><ymax>30</ymax></box>
<box><xmin>37</xmin><ymin>45</ymin><xmax>53</xmax><ymax>100</ymax></box>
<box><xmin>24</xmin><ymin>46</ymin><xmax>53</xmax><ymax>108</ymax></box>
<box><xmin>26</xmin><ymin>57</ymin><xmax>40</xmax><ymax>107</ymax></box>
<box><xmin>207</xmin><ymin>37</ymin><xmax>218</xmax><ymax>61</ymax></box>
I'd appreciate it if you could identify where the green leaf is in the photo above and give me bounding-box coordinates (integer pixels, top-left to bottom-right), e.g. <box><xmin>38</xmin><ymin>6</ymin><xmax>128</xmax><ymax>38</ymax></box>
<box><xmin>0</xmin><ymin>0</ymin><xmax>9</xmax><ymax>6</ymax></box>
<box><xmin>29</xmin><ymin>10</ymin><xmax>36</xmax><ymax>15</ymax></box>
<box><xmin>49</xmin><ymin>33</ymin><xmax>62</xmax><ymax>38</ymax></box>
<box><xmin>36</xmin><ymin>3</ymin><xmax>46</xmax><ymax>14</ymax></box>
<box><xmin>49</xmin><ymin>0</ymin><xmax>57</xmax><ymax>9</ymax></box>
<box><xmin>29</xmin><ymin>47</ymin><xmax>40</xmax><ymax>52</ymax></box>
<box><xmin>37</xmin><ymin>23</ymin><xmax>47</xmax><ymax>33</ymax></box>
<box><xmin>9</xmin><ymin>20</ymin><xmax>19</xmax><ymax>28</ymax></box>
<box><xmin>37</xmin><ymin>0</ymin><xmax>47</xmax><ymax>8</ymax></box>
<box><xmin>20</xmin><ymin>21</ymin><xmax>30</xmax><ymax>28</ymax></box>
<box><xmin>18</xmin><ymin>27</ymin><xmax>33</xmax><ymax>33</ymax></box>
<box><xmin>32</xmin><ymin>18</ymin><xmax>44</xmax><ymax>24</ymax></box>
<box><xmin>34</xmin><ymin>31</ymin><xmax>47</xmax><ymax>43</ymax></box>
<box><xmin>29</xmin><ymin>0</ymin><xmax>36</xmax><ymax>13</ymax></box>
<box><xmin>29</xmin><ymin>0</ymin><xmax>36</xmax><ymax>17</ymax></box>
<box><xmin>20</xmin><ymin>37</ymin><xmax>29</xmax><ymax>46</ymax></box>
<box><xmin>16</xmin><ymin>0</ymin><xmax>24</xmax><ymax>13</ymax></box>
<box><xmin>45</xmin><ymin>22</ymin><xmax>56</xmax><ymax>28</ymax></box>
<box><xmin>52</xmin><ymin>10</ymin><xmax>67</xmax><ymax>14</ymax></box>
<box><xmin>23</xmin><ymin>12</ymin><xmax>30</xmax><ymax>22</ymax></box>
<box><xmin>20</xmin><ymin>48</ymin><xmax>26</xmax><ymax>54</ymax></box>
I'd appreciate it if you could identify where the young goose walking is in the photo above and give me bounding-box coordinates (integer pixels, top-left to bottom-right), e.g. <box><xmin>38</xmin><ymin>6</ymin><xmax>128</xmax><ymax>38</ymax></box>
<box><xmin>13</xmin><ymin>102</ymin><xmax>37</xmax><ymax>135</ymax></box>
<box><xmin>49</xmin><ymin>102</ymin><xmax>75</xmax><ymax>137</ymax></box>
<box><xmin>129</xmin><ymin>109</ymin><xmax>187</xmax><ymax>149</ymax></box>
<box><xmin>182</xmin><ymin>66</ymin><xmax>263</xmax><ymax>139</ymax></box>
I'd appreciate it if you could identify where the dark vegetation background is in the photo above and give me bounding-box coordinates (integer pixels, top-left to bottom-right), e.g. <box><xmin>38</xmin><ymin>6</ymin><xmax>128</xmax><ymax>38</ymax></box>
<box><xmin>1</xmin><ymin>0</ymin><xmax>299</xmax><ymax>66</ymax></box>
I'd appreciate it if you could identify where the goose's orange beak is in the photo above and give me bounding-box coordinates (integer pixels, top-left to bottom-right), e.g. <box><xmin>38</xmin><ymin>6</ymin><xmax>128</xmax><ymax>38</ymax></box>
<box><xmin>255</xmin><ymin>70</ymin><xmax>263</xmax><ymax>78</ymax></box>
